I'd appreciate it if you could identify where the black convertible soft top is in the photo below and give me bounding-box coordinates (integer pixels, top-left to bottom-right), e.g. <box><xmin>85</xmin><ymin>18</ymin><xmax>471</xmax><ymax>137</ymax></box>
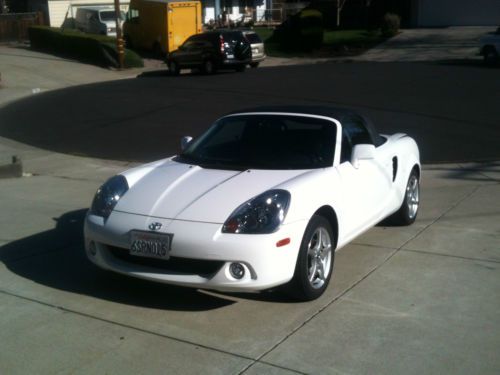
<box><xmin>227</xmin><ymin>105</ymin><xmax>384</xmax><ymax>147</ymax></box>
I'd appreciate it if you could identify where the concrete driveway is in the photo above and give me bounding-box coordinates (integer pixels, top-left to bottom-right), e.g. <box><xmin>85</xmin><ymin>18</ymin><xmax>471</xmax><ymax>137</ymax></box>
<box><xmin>0</xmin><ymin>139</ymin><xmax>499</xmax><ymax>374</ymax></box>
<box><xmin>355</xmin><ymin>26</ymin><xmax>493</xmax><ymax>62</ymax></box>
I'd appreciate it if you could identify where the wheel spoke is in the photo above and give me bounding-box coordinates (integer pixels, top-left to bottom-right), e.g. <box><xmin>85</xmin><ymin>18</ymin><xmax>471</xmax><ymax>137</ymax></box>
<box><xmin>315</xmin><ymin>229</ymin><xmax>322</xmax><ymax>251</ymax></box>
<box><xmin>320</xmin><ymin>244</ymin><xmax>331</xmax><ymax>260</ymax></box>
<box><xmin>308</xmin><ymin>260</ymin><xmax>317</xmax><ymax>283</ymax></box>
<box><xmin>317</xmin><ymin>261</ymin><xmax>325</xmax><ymax>281</ymax></box>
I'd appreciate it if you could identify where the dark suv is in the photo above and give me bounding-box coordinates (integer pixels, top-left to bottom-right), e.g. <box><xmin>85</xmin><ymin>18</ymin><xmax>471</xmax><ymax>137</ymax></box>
<box><xmin>167</xmin><ymin>30</ymin><xmax>251</xmax><ymax>75</ymax></box>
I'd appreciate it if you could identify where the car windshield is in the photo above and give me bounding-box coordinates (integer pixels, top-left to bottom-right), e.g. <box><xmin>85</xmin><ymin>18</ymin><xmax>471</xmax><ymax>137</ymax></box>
<box><xmin>100</xmin><ymin>11</ymin><xmax>125</xmax><ymax>21</ymax></box>
<box><xmin>176</xmin><ymin>115</ymin><xmax>336</xmax><ymax>170</ymax></box>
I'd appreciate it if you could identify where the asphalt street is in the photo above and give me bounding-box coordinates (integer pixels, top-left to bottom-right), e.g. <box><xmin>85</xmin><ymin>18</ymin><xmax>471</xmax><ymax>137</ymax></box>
<box><xmin>0</xmin><ymin>61</ymin><xmax>499</xmax><ymax>163</ymax></box>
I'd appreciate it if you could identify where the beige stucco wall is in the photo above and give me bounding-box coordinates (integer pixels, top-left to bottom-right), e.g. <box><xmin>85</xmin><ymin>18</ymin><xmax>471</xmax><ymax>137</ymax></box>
<box><xmin>47</xmin><ymin>0</ymin><xmax>129</xmax><ymax>27</ymax></box>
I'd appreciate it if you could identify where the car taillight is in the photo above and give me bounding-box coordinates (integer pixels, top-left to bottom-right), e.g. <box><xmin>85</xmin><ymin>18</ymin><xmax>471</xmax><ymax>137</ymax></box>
<box><xmin>219</xmin><ymin>35</ymin><xmax>225</xmax><ymax>53</ymax></box>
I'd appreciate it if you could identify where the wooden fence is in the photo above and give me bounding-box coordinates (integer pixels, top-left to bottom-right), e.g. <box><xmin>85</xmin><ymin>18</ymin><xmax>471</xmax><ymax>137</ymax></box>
<box><xmin>0</xmin><ymin>12</ymin><xmax>45</xmax><ymax>42</ymax></box>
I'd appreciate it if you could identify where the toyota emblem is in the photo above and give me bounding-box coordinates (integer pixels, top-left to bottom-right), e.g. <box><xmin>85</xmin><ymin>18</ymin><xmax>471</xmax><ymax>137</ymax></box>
<box><xmin>148</xmin><ymin>222</ymin><xmax>162</xmax><ymax>231</ymax></box>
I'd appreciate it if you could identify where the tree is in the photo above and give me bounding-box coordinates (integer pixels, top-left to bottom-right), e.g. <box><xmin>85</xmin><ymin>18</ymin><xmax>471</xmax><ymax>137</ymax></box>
<box><xmin>335</xmin><ymin>0</ymin><xmax>348</xmax><ymax>27</ymax></box>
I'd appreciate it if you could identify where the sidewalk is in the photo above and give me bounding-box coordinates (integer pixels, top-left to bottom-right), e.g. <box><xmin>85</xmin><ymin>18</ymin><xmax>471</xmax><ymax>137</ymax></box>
<box><xmin>354</xmin><ymin>26</ymin><xmax>492</xmax><ymax>62</ymax></box>
<box><xmin>0</xmin><ymin>44</ymin><xmax>133</xmax><ymax>106</ymax></box>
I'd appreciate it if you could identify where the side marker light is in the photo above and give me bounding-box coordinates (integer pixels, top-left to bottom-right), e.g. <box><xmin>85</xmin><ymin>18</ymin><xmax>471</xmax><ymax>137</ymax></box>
<box><xmin>276</xmin><ymin>238</ymin><xmax>291</xmax><ymax>247</ymax></box>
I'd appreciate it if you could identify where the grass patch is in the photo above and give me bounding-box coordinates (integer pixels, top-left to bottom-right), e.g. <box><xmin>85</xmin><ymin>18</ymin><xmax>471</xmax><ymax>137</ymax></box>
<box><xmin>254</xmin><ymin>27</ymin><xmax>387</xmax><ymax>58</ymax></box>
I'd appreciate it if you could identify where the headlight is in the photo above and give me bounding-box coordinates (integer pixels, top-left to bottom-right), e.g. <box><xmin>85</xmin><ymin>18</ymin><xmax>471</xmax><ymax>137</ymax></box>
<box><xmin>222</xmin><ymin>190</ymin><xmax>291</xmax><ymax>234</ymax></box>
<box><xmin>90</xmin><ymin>175</ymin><xmax>129</xmax><ymax>218</ymax></box>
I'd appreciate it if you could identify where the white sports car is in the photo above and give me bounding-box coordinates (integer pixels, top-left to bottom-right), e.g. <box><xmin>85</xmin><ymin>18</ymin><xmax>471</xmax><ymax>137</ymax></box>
<box><xmin>84</xmin><ymin>106</ymin><xmax>420</xmax><ymax>300</ymax></box>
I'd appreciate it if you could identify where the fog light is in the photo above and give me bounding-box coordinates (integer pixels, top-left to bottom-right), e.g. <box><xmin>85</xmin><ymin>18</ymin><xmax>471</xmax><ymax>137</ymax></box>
<box><xmin>229</xmin><ymin>263</ymin><xmax>245</xmax><ymax>279</ymax></box>
<box><xmin>89</xmin><ymin>241</ymin><xmax>97</xmax><ymax>256</ymax></box>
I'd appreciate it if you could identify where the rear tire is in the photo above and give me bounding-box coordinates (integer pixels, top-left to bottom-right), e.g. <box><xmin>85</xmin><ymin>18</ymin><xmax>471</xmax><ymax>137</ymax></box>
<box><xmin>389</xmin><ymin>168</ymin><xmax>420</xmax><ymax>225</ymax></box>
<box><xmin>235</xmin><ymin>64</ymin><xmax>246</xmax><ymax>72</ymax></box>
<box><xmin>288</xmin><ymin>215</ymin><xmax>335</xmax><ymax>301</ymax></box>
<box><xmin>250</xmin><ymin>62</ymin><xmax>259</xmax><ymax>68</ymax></box>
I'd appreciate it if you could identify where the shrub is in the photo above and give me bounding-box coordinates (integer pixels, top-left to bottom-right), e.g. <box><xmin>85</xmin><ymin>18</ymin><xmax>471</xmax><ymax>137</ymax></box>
<box><xmin>298</xmin><ymin>9</ymin><xmax>324</xmax><ymax>49</ymax></box>
<box><xmin>272</xmin><ymin>7</ymin><xmax>324</xmax><ymax>51</ymax></box>
<box><xmin>381</xmin><ymin>13</ymin><xmax>400</xmax><ymax>37</ymax></box>
<box><xmin>28</xmin><ymin>26</ymin><xmax>143</xmax><ymax>68</ymax></box>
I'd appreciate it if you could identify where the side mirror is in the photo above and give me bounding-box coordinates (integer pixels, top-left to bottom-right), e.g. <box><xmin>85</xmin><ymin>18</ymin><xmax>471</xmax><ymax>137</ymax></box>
<box><xmin>180</xmin><ymin>136</ymin><xmax>193</xmax><ymax>151</ymax></box>
<box><xmin>351</xmin><ymin>144</ymin><xmax>375</xmax><ymax>169</ymax></box>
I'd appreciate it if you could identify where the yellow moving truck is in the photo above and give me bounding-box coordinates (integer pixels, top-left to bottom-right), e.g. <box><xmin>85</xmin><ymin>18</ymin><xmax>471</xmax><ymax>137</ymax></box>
<box><xmin>124</xmin><ymin>0</ymin><xmax>202</xmax><ymax>55</ymax></box>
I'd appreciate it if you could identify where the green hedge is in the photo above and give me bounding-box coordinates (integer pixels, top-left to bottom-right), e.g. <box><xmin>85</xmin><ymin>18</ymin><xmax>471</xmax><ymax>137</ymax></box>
<box><xmin>28</xmin><ymin>26</ymin><xmax>143</xmax><ymax>68</ymax></box>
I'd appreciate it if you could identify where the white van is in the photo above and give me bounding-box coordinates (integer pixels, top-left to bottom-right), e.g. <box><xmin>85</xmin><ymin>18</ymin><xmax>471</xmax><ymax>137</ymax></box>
<box><xmin>75</xmin><ymin>7</ymin><xmax>126</xmax><ymax>37</ymax></box>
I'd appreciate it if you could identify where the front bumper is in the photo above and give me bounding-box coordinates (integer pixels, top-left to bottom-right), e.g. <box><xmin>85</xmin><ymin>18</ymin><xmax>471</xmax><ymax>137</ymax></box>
<box><xmin>84</xmin><ymin>211</ymin><xmax>306</xmax><ymax>292</ymax></box>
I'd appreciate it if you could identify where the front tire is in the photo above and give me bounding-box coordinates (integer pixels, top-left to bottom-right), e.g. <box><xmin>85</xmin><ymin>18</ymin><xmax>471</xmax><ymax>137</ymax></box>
<box><xmin>168</xmin><ymin>60</ymin><xmax>180</xmax><ymax>75</ymax></box>
<box><xmin>250</xmin><ymin>62</ymin><xmax>259</xmax><ymax>68</ymax></box>
<box><xmin>201</xmin><ymin>59</ymin><xmax>217</xmax><ymax>74</ymax></box>
<box><xmin>289</xmin><ymin>215</ymin><xmax>335</xmax><ymax>301</ymax></box>
<box><xmin>483</xmin><ymin>46</ymin><xmax>499</xmax><ymax>66</ymax></box>
<box><xmin>390</xmin><ymin>168</ymin><xmax>420</xmax><ymax>225</ymax></box>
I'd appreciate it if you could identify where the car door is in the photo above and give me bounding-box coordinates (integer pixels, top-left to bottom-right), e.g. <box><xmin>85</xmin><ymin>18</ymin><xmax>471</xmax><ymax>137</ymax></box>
<box><xmin>174</xmin><ymin>36</ymin><xmax>204</xmax><ymax>66</ymax></box>
<box><xmin>88</xmin><ymin>11</ymin><xmax>100</xmax><ymax>34</ymax></box>
<box><xmin>336</xmin><ymin>116</ymin><xmax>392</xmax><ymax>238</ymax></box>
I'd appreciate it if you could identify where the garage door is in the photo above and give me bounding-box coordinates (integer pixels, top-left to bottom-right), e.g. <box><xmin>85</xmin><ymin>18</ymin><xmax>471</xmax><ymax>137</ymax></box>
<box><xmin>418</xmin><ymin>0</ymin><xmax>500</xmax><ymax>26</ymax></box>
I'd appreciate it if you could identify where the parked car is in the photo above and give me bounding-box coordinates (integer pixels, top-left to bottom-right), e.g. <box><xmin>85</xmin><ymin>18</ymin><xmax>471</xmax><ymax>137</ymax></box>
<box><xmin>167</xmin><ymin>30</ymin><xmax>251</xmax><ymax>75</ymax></box>
<box><xmin>84</xmin><ymin>106</ymin><xmax>421</xmax><ymax>301</ymax></box>
<box><xmin>75</xmin><ymin>6</ymin><xmax>126</xmax><ymax>37</ymax></box>
<box><xmin>242</xmin><ymin>30</ymin><xmax>266</xmax><ymax>68</ymax></box>
<box><xmin>479</xmin><ymin>26</ymin><xmax>500</xmax><ymax>65</ymax></box>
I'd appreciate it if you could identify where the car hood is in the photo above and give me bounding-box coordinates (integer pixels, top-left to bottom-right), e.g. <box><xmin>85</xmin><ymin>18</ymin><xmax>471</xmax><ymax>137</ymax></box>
<box><xmin>114</xmin><ymin>160</ymin><xmax>310</xmax><ymax>223</ymax></box>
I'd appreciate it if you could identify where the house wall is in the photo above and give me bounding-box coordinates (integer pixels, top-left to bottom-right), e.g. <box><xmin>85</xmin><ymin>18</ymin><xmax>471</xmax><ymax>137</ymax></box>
<box><xmin>416</xmin><ymin>0</ymin><xmax>500</xmax><ymax>27</ymax></box>
<box><xmin>47</xmin><ymin>0</ymin><xmax>129</xmax><ymax>27</ymax></box>
<box><xmin>202</xmin><ymin>0</ymin><xmax>267</xmax><ymax>24</ymax></box>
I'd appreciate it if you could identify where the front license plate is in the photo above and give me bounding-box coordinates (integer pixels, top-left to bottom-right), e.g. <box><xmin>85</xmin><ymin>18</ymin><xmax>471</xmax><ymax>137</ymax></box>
<box><xmin>130</xmin><ymin>231</ymin><xmax>172</xmax><ymax>260</ymax></box>
<box><xmin>253</xmin><ymin>49</ymin><xmax>258</xmax><ymax>54</ymax></box>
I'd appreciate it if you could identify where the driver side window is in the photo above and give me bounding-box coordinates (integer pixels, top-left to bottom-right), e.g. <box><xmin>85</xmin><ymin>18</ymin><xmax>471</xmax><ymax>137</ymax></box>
<box><xmin>340</xmin><ymin>116</ymin><xmax>373</xmax><ymax>163</ymax></box>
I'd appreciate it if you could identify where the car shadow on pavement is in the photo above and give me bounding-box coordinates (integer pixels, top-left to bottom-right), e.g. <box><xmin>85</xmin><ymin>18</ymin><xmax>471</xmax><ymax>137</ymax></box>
<box><xmin>0</xmin><ymin>209</ymin><xmax>236</xmax><ymax>311</ymax></box>
<box><xmin>435</xmin><ymin>59</ymin><xmax>500</xmax><ymax>69</ymax></box>
<box><xmin>136</xmin><ymin>69</ymin><xmax>173</xmax><ymax>78</ymax></box>
<box><xmin>136</xmin><ymin>69</ymin><xmax>238</xmax><ymax>78</ymax></box>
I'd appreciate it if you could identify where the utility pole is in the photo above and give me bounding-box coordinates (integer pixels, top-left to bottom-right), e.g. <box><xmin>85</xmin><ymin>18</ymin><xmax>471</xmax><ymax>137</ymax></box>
<box><xmin>114</xmin><ymin>0</ymin><xmax>125</xmax><ymax>69</ymax></box>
